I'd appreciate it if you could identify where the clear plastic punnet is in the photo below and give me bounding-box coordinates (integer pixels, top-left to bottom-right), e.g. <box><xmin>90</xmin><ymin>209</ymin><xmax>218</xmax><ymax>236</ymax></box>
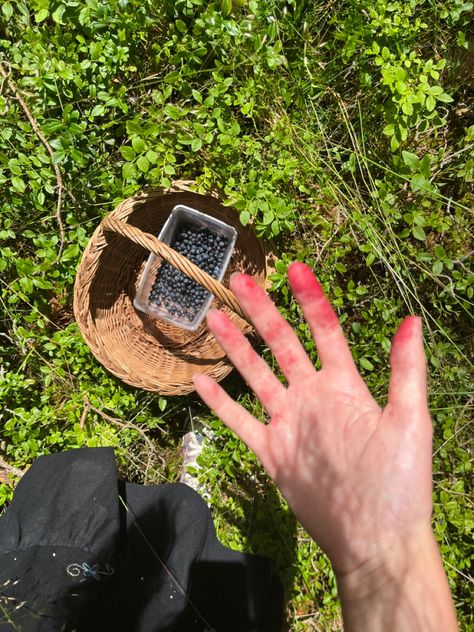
<box><xmin>133</xmin><ymin>204</ymin><xmax>237</xmax><ymax>331</ymax></box>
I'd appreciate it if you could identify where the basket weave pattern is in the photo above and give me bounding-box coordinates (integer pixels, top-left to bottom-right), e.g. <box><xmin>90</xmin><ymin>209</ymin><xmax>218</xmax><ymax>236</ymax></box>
<box><xmin>74</xmin><ymin>182</ymin><xmax>270</xmax><ymax>395</ymax></box>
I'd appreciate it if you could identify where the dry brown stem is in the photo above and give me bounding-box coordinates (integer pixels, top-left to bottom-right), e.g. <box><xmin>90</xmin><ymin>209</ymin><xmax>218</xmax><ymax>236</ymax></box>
<box><xmin>0</xmin><ymin>456</ymin><xmax>24</xmax><ymax>483</ymax></box>
<box><xmin>81</xmin><ymin>396</ymin><xmax>165</xmax><ymax>480</ymax></box>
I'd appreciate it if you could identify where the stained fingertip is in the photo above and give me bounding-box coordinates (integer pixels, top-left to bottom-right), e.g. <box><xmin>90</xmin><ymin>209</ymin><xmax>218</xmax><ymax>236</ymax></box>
<box><xmin>230</xmin><ymin>272</ymin><xmax>256</xmax><ymax>294</ymax></box>
<box><xmin>206</xmin><ymin>310</ymin><xmax>240</xmax><ymax>347</ymax></box>
<box><xmin>192</xmin><ymin>372</ymin><xmax>209</xmax><ymax>389</ymax></box>
<box><xmin>288</xmin><ymin>261</ymin><xmax>316</xmax><ymax>285</ymax></box>
<box><xmin>287</xmin><ymin>262</ymin><xmax>325</xmax><ymax>298</ymax></box>
<box><xmin>192</xmin><ymin>373</ymin><xmax>219</xmax><ymax>398</ymax></box>
<box><xmin>388</xmin><ymin>316</ymin><xmax>427</xmax><ymax>412</ymax></box>
<box><xmin>288</xmin><ymin>263</ymin><xmax>339</xmax><ymax>332</ymax></box>
<box><xmin>391</xmin><ymin>315</ymin><xmax>422</xmax><ymax>350</ymax></box>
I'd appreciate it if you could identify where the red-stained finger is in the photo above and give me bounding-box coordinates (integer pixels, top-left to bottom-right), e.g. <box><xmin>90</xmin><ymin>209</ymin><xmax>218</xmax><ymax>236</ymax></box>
<box><xmin>192</xmin><ymin>373</ymin><xmax>266</xmax><ymax>455</ymax></box>
<box><xmin>388</xmin><ymin>316</ymin><xmax>428</xmax><ymax>414</ymax></box>
<box><xmin>287</xmin><ymin>262</ymin><xmax>358</xmax><ymax>373</ymax></box>
<box><xmin>206</xmin><ymin>309</ymin><xmax>286</xmax><ymax>415</ymax></box>
<box><xmin>229</xmin><ymin>273</ymin><xmax>315</xmax><ymax>383</ymax></box>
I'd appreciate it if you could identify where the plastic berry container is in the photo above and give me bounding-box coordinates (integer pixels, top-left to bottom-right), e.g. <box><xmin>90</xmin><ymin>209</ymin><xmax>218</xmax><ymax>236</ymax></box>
<box><xmin>134</xmin><ymin>205</ymin><xmax>237</xmax><ymax>331</ymax></box>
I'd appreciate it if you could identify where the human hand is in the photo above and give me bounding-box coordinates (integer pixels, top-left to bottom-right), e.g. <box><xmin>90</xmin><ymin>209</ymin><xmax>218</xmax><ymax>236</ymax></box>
<box><xmin>193</xmin><ymin>262</ymin><xmax>434</xmax><ymax>577</ymax></box>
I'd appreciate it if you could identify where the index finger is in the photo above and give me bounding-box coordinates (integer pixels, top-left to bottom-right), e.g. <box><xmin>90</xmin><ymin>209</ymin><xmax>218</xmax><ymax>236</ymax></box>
<box><xmin>230</xmin><ymin>273</ymin><xmax>315</xmax><ymax>383</ymax></box>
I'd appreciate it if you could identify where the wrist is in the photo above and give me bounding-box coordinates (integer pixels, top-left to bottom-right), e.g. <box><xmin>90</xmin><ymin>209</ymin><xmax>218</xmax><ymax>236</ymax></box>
<box><xmin>336</xmin><ymin>524</ymin><xmax>434</xmax><ymax>599</ymax></box>
<box><xmin>336</xmin><ymin>525</ymin><xmax>458</xmax><ymax>631</ymax></box>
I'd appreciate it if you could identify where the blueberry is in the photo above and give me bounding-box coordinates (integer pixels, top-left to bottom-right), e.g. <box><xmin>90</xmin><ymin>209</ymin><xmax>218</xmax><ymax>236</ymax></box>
<box><xmin>151</xmin><ymin>221</ymin><xmax>230</xmax><ymax>321</ymax></box>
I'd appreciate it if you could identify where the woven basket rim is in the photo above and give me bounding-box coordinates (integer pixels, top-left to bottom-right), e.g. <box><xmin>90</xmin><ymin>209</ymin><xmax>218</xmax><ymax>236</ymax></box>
<box><xmin>73</xmin><ymin>182</ymin><xmax>274</xmax><ymax>395</ymax></box>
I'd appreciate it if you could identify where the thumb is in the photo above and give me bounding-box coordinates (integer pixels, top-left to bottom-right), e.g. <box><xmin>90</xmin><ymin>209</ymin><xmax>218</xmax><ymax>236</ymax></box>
<box><xmin>388</xmin><ymin>316</ymin><xmax>429</xmax><ymax>415</ymax></box>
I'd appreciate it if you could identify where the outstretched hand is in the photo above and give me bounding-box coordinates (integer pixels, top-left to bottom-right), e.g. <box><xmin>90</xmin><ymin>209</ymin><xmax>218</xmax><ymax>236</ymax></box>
<box><xmin>193</xmin><ymin>262</ymin><xmax>433</xmax><ymax>577</ymax></box>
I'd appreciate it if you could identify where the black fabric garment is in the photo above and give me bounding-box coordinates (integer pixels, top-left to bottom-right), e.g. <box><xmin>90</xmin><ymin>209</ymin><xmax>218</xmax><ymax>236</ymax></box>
<box><xmin>0</xmin><ymin>448</ymin><xmax>283</xmax><ymax>631</ymax></box>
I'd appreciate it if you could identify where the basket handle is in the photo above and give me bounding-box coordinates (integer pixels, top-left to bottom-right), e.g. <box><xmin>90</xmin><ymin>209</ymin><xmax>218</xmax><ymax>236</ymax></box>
<box><xmin>101</xmin><ymin>217</ymin><xmax>248</xmax><ymax>322</ymax></box>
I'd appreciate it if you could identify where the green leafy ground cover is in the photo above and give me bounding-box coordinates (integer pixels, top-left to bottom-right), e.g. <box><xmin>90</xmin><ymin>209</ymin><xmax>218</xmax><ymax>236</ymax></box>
<box><xmin>0</xmin><ymin>0</ymin><xmax>473</xmax><ymax>628</ymax></box>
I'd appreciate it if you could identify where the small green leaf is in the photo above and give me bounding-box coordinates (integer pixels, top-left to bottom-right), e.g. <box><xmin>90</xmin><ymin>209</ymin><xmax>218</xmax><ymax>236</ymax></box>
<box><xmin>90</xmin><ymin>104</ymin><xmax>105</xmax><ymax>117</ymax></box>
<box><xmin>42</xmin><ymin>120</ymin><xmax>63</xmax><ymax>134</ymax></box>
<box><xmin>220</xmin><ymin>0</ymin><xmax>232</xmax><ymax>16</ymax></box>
<box><xmin>390</xmin><ymin>135</ymin><xmax>400</xmax><ymax>152</ymax></box>
<box><xmin>263</xmin><ymin>210</ymin><xmax>274</xmax><ymax>225</ymax></box>
<box><xmin>90</xmin><ymin>42</ymin><xmax>103</xmax><ymax>60</ymax></box>
<box><xmin>19</xmin><ymin>276</ymin><xmax>33</xmax><ymax>293</ymax></box>
<box><xmin>428</xmin><ymin>85</ymin><xmax>444</xmax><ymax>96</ymax></box>
<box><xmin>239</xmin><ymin>210</ymin><xmax>251</xmax><ymax>226</ymax></box>
<box><xmin>402</xmin><ymin>151</ymin><xmax>420</xmax><ymax>171</ymax></box>
<box><xmin>177</xmin><ymin>135</ymin><xmax>193</xmax><ymax>145</ymax></box>
<box><xmin>432</xmin><ymin>260</ymin><xmax>444</xmax><ymax>275</ymax></box>
<box><xmin>33</xmin><ymin>278</ymin><xmax>53</xmax><ymax>290</ymax></box>
<box><xmin>122</xmin><ymin>162</ymin><xmax>135</xmax><ymax>179</ymax></box>
<box><xmin>132</xmin><ymin>137</ymin><xmax>146</xmax><ymax>153</ymax></box>
<box><xmin>435</xmin><ymin>92</ymin><xmax>453</xmax><ymax>103</ymax></box>
<box><xmin>411</xmin><ymin>174</ymin><xmax>427</xmax><ymax>193</ymax></box>
<box><xmin>164</xmin><ymin>70</ymin><xmax>180</xmax><ymax>84</ymax></box>
<box><xmin>401</xmin><ymin>100</ymin><xmax>413</xmax><ymax>116</ymax></box>
<box><xmin>175</xmin><ymin>19</ymin><xmax>186</xmax><ymax>33</ymax></box>
<box><xmin>35</xmin><ymin>8</ymin><xmax>49</xmax><ymax>22</ymax></box>
<box><xmin>394</xmin><ymin>66</ymin><xmax>406</xmax><ymax>81</ymax></box>
<box><xmin>191</xmin><ymin>138</ymin><xmax>202</xmax><ymax>152</ymax></box>
<box><xmin>271</xmin><ymin>219</ymin><xmax>280</xmax><ymax>236</ymax></box>
<box><xmin>146</xmin><ymin>149</ymin><xmax>158</xmax><ymax>163</ymax></box>
<box><xmin>381</xmin><ymin>46</ymin><xmax>390</xmax><ymax>60</ymax></box>
<box><xmin>366</xmin><ymin>252</ymin><xmax>376</xmax><ymax>266</ymax></box>
<box><xmin>434</xmin><ymin>244</ymin><xmax>445</xmax><ymax>259</ymax></box>
<box><xmin>412</xmin><ymin>226</ymin><xmax>426</xmax><ymax>241</ymax></box>
<box><xmin>426</xmin><ymin>95</ymin><xmax>436</xmax><ymax>112</ymax></box>
<box><xmin>52</xmin><ymin>5</ymin><xmax>65</xmax><ymax>23</ymax></box>
<box><xmin>163</xmin><ymin>104</ymin><xmax>181</xmax><ymax>120</ymax></box>
<box><xmin>137</xmin><ymin>155</ymin><xmax>150</xmax><ymax>173</ymax></box>
<box><xmin>419</xmin><ymin>155</ymin><xmax>431</xmax><ymax>178</ymax></box>
<box><xmin>360</xmin><ymin>357</ymin><xmax>374</xmax><ymax>371</ymax></box>
<box><xmin>79</xmin><ymin>6</ymin><xmax>90</xmax><ymax>25</ymax></box>
<box><xmin>383</xmin><ymin>124</ymin><xmax>395</xmax><ymax>136</ymax></box>
<box><xmin>119</xmin><ymin>146</ymin><xmax>136</xmax><ymax>161</ymax></box>
<box><xmin>16</xmin><ymin>259</ymin><xmax>35</xmax><ymax>275</ymax></box>
<box><xmin>158</xmin><ymin>398</ymin><xmax>167</xmax><ymax>412</ymax></box>
<box><xmin>11</xmin><ymin>176</ymin><xmax>26</xmax><ymax>192</ymax></box>
<box><xmin>396</xmin><ymin>80</ymin><xmax>407</xmax><ymax>94</ymax></box>
<box><xmin>2</xmin><ymin>2</ymin><xmax>13</xmax><ymax>20</ymax></box>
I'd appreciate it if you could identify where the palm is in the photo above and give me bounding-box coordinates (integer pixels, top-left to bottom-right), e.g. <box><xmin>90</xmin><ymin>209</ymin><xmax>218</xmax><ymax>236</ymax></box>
<box><xmin>194</xmin><ymin>263</ymin><xmax>433</xmax><ymax>574</ymax></box>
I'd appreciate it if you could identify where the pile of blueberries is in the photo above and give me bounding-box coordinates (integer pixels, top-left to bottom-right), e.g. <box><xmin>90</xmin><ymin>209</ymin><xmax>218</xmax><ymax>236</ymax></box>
<box><xmin>149</xmin><ymin>222</ymin><xmax>229</xmax><ymax>323</ymax></box>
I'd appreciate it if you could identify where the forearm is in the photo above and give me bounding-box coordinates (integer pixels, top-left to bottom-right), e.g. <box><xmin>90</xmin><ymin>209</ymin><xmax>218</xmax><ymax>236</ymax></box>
<box><xmin>336</xmin><ymin>526</ymin><xmax>458</xmax><ymax>632</ymax></box>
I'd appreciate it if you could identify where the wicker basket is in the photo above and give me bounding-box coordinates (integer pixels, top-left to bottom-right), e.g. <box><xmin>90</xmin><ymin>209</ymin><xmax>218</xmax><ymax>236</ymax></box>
<box><xmin>74</xmin><ymin>181</ymin><xmax>271</xmax><ymax>395</ymax></box>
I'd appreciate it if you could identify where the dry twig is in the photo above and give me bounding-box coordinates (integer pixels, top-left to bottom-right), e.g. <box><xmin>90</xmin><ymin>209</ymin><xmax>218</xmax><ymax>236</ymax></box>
<box><xmin>0</xmin><ymin>456</ymin><xmax>24</xmax><ymax>483</ymax></box>
<box><xmin>82</xmin><ymin>396</ymin><xmax>165</xmax><ymax>480</ymax></box>
<box><xmin>0</xmin><ymin>58</ymin><xmax>66</xmax><ymax>257</ymax></box>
